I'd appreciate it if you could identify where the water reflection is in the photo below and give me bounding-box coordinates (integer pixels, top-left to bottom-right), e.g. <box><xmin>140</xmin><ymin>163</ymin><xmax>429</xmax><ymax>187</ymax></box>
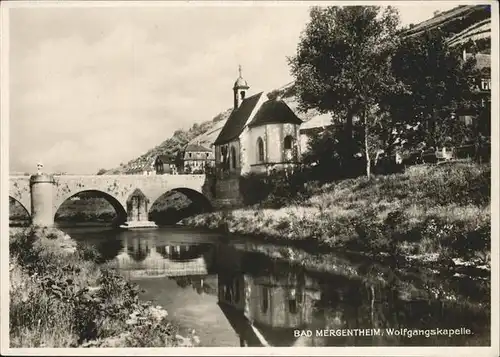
<box><xmin>170</xmin><ymin>275</ymin><xmax>218</xmax><ymax>296</ymax></box>
<box><xmin>213</xmin><ymin>243</ymin><xmax>319</xmax><ymax>346</ymax></box>
<box><xmin>113</xmin><ymin>236</ymin><xmax>214</xmax><ymax>278</ymax></box>
<box><xmin>64</xmin><ymin>227</ymin><xmax>489</xmax><ymax>347</ymax></box>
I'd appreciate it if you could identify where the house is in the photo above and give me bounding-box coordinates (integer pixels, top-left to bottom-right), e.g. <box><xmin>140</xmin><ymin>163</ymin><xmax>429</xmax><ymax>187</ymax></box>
<box><xmin>183</xmin><ymin>143</ymin><xmax>214</xmax><ymax>174</ymax></box>
<box><xmin>459</xmin><ymin>51</ymin><xmax>491</xmax><ymax>127</ymax></box>
<box><xmin>141</xmin><ymin>158</ymin><xmax>156</xmax><ymax>175</ymax></box>
<box><xmin>154</xmin><ymin>155</ymin><xmax>178</xmax><ymax>175</ymax></box>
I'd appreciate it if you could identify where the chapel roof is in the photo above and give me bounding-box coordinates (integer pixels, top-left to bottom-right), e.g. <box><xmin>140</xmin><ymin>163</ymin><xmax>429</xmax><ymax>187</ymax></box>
<box><xmin>234</xmin><ymin>77</ymin><xmax>250</xmax><ymax>89</ymax></box>
<box><xmin>247</xmin><ymin>99</ymin><xmax>303</xmax><ymax>128</ymax></box>
<box><xmin>214</xmin><ymin>92</ymin><xmax>264</xmax><ymax>145</ymax></box>
<box><xmin>233</xmin><ymin>65</ymin><xmax>250</xmax><ymax>89</ymax></box>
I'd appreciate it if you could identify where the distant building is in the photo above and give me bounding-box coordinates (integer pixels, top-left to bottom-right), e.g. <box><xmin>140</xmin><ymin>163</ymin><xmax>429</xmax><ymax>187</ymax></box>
<box><xmin>459</xmin><ymin>51</ymin><xmax>491</xmax><ymax>128</ymax></box>
<box><xmin>154</xmin><ymin>155</ymin><xmax>178</xmax><ymax>175</ymax></box>
<box><xmin>299</xmin><ymin>113</ymin><xmax>334</xmax><ymax>154</ymax></box>
<box><xmin>141</xmin><ymin>159</ymin><xmax>156</xmax><ymax>175</ymax></box>
<box><xmin>183</xmin><ymin>143</ymin><xmax>214</xmax><ymax>174</ymax></box>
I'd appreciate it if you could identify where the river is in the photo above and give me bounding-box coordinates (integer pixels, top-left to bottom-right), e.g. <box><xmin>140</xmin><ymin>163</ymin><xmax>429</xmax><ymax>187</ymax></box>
<box><xmin>57</xmin><ymin>224</ymin><xmax>490</xmax><ymax>347</ymax></box>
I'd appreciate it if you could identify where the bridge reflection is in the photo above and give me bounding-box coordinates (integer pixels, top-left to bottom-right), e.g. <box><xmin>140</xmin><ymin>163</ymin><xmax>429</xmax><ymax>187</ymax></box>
<box><xmin>113</xmin><ymin>236</ymin><xmax>214</xmax><ymax>278</ymax></box>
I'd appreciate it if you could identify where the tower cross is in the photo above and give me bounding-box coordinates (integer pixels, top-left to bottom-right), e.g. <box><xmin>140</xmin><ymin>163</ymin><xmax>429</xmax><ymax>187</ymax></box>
<box><xmin>238</xmin><ymin>64</ymin><xmax>242</xmax><ymax>78</ymax></box>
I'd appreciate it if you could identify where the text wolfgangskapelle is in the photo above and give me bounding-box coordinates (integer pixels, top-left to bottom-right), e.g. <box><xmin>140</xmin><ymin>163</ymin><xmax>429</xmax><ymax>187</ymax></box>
<box><xmin>294</xmin><ymin>327</ymin><xmax>472</xmax><ymax>338</ymax></box>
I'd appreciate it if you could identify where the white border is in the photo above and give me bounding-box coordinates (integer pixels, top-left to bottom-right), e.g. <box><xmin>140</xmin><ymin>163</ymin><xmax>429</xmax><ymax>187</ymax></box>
<box><xmin>1</xmin><ymin>1</ymin><xmax>498</xmax><ymax>356</ymax></box>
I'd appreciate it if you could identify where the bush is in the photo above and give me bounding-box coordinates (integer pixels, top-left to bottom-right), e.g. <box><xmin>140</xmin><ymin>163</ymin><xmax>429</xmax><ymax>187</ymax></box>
<box><xmin>9</xmin><ymin>227</ymin><xmax>199</xmax><ymax>347</ymax></box>
<box><xmin>239</xmin><ymin>169</ymin><xmax>312</xmax><ymax>208</ymax></box>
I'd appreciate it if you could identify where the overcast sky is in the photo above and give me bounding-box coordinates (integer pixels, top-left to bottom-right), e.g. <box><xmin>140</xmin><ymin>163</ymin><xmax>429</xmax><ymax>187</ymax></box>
<box><xmin>8</xmin><ymin>2</ymin><xmax>458</xmax><ymax>174</ymax></box>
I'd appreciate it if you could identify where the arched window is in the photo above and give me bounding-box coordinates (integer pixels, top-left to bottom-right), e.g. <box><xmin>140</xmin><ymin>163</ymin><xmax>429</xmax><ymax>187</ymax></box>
<box><xmin>284</xmin><ymin>135</ymin><xmax>293</xmax><ymax>150</ymax></box>
<box><xmin>231</xmin><ymin>146</ymin><xmax>237</xmax><ymax>169</ymax></box>
<box><xmin>257</xmin><ymin>137</ymin><xmax>264</xmax><ymax>162</ymax></box>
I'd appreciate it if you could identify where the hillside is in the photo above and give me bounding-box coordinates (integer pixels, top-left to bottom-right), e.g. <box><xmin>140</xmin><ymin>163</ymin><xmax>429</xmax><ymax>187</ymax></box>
<box><xmin>103</xmin><ymin>116</ymin><xmax>223</xmax><ymax>174</ymax></box>
<box><xmin>103</xmin><ymin>81</ymin><xmax>319</xmax><ymax>174</ymax></box>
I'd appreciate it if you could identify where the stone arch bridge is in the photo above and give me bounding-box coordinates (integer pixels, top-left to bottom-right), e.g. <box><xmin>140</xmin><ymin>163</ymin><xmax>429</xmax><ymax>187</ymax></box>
<box><xmin>9</xmin><ymin>174</ymin><xmax>211</xmax><ymax>227</ymax></box>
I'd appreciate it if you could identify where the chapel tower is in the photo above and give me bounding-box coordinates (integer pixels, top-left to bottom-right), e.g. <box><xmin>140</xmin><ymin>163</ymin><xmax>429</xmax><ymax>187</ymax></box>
<box><xmin>233</xmin><ymin>65</ymin><xmax>250</xmax><ymax>109</ymax></box>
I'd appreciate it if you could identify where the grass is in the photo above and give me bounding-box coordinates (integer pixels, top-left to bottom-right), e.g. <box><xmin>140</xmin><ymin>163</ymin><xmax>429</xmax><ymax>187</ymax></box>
<box><xmin>9</xmin><ymin>226</ymin><xmax>200</xmax><ymax>347</ymax></box>
<box><xmin>181</xmin><ymin>162</ymin><xmax>491</xmax><ymax>269</ymax></box>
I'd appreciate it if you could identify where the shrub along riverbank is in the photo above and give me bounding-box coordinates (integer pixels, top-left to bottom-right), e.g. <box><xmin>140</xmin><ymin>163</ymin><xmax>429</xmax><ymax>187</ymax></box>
<box><xmin>181</xmin><ymin>162</ymin><xmax>491</xmax><ymax>270</ymax></box>
<box><xmin>9</xmin><ymin>226</ymin><xmax>200</xmax><ymax>347</ymax></box>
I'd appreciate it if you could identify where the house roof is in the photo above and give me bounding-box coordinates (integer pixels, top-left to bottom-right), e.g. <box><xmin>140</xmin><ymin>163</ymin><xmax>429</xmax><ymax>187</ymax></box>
<box><xmin>247</xmin><ymin>99</ymin><xmax>303</xmax><ymax>128</ymax></box>
<box><xmin>214</xmin><ymin>92</ymin><xmax>264</xmax><ymax>145</ymax></box>
<box><xmin>185</xmin><ymin>143</ymin><xmax>212</xmax><ymax>152</ymax></box>
<box><xmin>447</xmin><ymin>18</ymin><xmax>491</xmax><ymax>47</ymax></box>
<box><xmin>400</xmin><ymin>5</ymin><xmax>490</xmax><ymax>40</ymax></box>
<box><xmin>299</xmin><ymin>113</ymin><xmax>333</xmax><ymax>131</ymax></box>
<box><xmin>155</xmin><ymin>155</ymin><xmax>175</xmax><ymax>164</ymax></box>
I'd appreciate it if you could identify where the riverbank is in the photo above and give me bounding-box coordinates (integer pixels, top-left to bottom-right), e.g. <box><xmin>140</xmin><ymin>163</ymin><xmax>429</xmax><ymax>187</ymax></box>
<box><xmin>9</xmin><ymin>226</ymin><xmax>200</xmax><ymax>347</ymax></box>
<box><xmin>181</xmin><ymin>162</ymin><xmax>491</xmax><ymax>271</ymax></box>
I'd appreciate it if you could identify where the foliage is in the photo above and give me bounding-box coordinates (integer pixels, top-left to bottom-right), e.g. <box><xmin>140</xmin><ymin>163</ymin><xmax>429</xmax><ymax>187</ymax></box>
<box><xmin>289</xmin><ymin>6</ymin><xmax>404</xmax><ymax>177</ymax></box>
<box><xmin>9</xmin><ymin>227</ymin><xmax>200</xmax><ymax>347</ymax></box>
<box><xmin>301</xmin><ymin>122</ymin><xmax>369</xmax><ymax>181</ymax></box>
<box><xmin>385</xmin><ymin>29</ymin><xmax>481</xmax><ymax>149</ymax></box>
<box><xmin>239</xmin><ymin>169</ymin><xmax>312</xmax><ymax>208</ymax></box>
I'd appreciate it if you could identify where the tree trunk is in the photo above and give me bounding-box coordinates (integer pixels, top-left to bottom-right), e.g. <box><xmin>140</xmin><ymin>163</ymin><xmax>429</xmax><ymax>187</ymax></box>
<box><xmin>346</xmin><ymin>109</ymin><xmax>354</xmax><ymax>139</ymax></box>
<box><xmin>364</xmin><ymin>109</ymin><xmax>371</xmax><ymax>178</ymax></box>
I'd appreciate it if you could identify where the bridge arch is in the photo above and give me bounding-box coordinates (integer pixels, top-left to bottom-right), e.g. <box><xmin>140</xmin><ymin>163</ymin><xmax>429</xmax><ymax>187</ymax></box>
<box><xmin>54</xmin><ymin>189</ymin><xmax>127</xmax><ymax>225</ymax></box>
<box><xmin>149</xmin><ymin>188</ymin><xmax>213</xmax><ymax>225</ymax></box>
<box><xmin>9</xmin><ymin>196</ymin><xmax>31</xmax><ymax>224</ymax></box>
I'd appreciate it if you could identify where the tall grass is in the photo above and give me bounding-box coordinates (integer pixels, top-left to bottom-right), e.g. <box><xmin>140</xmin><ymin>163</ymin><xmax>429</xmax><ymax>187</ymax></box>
<box><xmin>181</xmin><ymin>163</ymin><xmax>491</xmax><ymax>267</ymax></box>
<box><xmin>9</xmin><ymin>227</ymin><xmax>200</xmax><ymax>347</ymax></box>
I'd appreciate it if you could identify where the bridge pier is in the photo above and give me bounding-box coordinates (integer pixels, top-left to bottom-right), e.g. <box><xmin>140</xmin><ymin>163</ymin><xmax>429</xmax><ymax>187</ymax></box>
<box><xmin>123</xmin><ymin>194</ymin><xmax>158</xmax><ymax>229</ymax></box>
<box><xmin>30</xmin><ymin>174</ymin><xmax>55</xmax><ymax>227</ymax></box>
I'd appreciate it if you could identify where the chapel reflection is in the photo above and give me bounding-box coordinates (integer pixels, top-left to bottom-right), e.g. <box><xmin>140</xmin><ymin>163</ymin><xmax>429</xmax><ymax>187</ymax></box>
<box><xmin>215</xmin><ymin>244</ymin><xmax>322</xmax><ymax>347</ymax></box>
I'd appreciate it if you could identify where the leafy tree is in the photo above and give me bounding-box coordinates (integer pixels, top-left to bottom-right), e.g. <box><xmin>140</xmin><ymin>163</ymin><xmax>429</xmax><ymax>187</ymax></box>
<box><xmin>96</xmin><ymin>168</ymin><xmax>107</xmax><ymax>175</ymax></box>
<box><xmin>386</xmin><ymin>30</ymin><xmax>479</xmax><ymax>149</ymax></box>
<box><xmin>289</xmin><ymin>6</ymin><xmax>403</xmax><ymax>178</ymax></box>
<box><xmin>302</xmin><ymin>123</ymin><xmax>364</xmax><ymax>181</ymax></box>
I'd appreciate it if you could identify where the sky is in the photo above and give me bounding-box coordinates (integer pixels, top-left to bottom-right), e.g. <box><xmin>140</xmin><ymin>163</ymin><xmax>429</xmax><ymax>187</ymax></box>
<box><xmin>7</xmin><ymin>2</ymin><xmax>459</xmax><ymax>174</ymax></box>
